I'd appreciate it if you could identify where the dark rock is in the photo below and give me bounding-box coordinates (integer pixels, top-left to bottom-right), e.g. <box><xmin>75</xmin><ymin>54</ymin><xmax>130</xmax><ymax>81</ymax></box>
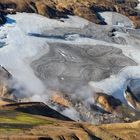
<box><xmin>0</xmin><ymin>13</ymin><xmax>6</xmax><ymax>25</ymax></box>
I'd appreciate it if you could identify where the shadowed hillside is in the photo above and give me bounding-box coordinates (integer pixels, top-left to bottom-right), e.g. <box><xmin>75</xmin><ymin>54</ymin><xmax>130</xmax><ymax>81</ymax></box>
<box><xmin>1</xmin><ymin>102</ymin><xmax>140</xmax><ymax>140</ymax></box>
<box><xmin>3</xmin><ymin>102</ymin><xmax>72</xmax><ymax>121</ymax></box>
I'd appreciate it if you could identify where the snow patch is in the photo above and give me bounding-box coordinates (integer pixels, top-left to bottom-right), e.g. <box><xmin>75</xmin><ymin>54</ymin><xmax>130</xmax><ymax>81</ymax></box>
<box><xmin>1</xmin><ymin>12</ymin><xmax>140</xmax><ymax>120</ymax></box>
<box><xmin>136</xmin><ymin>0</ymin><xmax>140</xmax><ymax>10</ymax></box>
<box><xmin>99</xmin><ymin>12</ymin><xmax>134</xmax><ymax>28</ymax></box>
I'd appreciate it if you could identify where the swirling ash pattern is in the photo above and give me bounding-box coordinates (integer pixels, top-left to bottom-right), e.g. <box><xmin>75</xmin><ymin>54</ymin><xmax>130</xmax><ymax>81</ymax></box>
<box><xmin>31</xmin><ymin>41</ymin><xmax>136</xmax><ymax>93</ymax></box>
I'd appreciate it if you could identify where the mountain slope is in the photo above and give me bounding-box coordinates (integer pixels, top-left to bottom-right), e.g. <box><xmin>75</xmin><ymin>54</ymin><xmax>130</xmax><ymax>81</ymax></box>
<box><xmin>0</xmin><ymin>0</ymin><xmax>140</xmax><ymax>28</ymax></box>
<box><xmin>1</xmin><ymin>102</ymin><xmax>140</xmax><ymax>140</ymax></box>
<box><xmin>0</xmin><ymin>11</ymin><xmax>140</xmax><ymax>123</ymax></box>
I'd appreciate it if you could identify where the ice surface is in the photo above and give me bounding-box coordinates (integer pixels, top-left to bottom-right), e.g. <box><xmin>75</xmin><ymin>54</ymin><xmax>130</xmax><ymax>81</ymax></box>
<box><xmin>99</xmin><ymin>12</ymin><xmax>134</xmax><ymax>28</ymax></box>
<box><xmin>0</xmin><ymin>12</ymin><xmax>140</xmax><ymax>121</ymax></box>
<box><xmin>0</xmin><ymin>13</ymin><xmax>89</xmax><ymax>96</ymax></box>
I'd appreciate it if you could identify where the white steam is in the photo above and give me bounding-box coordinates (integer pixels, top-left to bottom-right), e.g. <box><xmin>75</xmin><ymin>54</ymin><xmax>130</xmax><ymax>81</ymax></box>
<box><xmin>1</xmin><ymin>12</ymin><xmax>140</xmax><ymax>121</ymax></box>
<box><xmin>0</xmin><ymin>13</ymin><xmax>88</xmax><ymax>97</ymax></box>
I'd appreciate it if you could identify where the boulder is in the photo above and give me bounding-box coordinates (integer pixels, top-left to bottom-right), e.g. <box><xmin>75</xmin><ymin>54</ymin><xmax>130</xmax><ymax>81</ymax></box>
<box><xmin>94</xmin><ymin>92</ymin><xmax>122</xmax><ymax>113</ymax></box>
<box><xmin>125</xmin><ymin>85</ymin><xmax>140</xmax><ymax>111</ymax></box>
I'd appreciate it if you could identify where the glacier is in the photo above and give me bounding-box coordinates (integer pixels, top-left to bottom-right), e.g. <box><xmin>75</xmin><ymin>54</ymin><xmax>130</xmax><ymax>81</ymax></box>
<box><xmin>0</xmin><ymin>12</ymin><xmax>140</xmax><ymax>122</ymax></box>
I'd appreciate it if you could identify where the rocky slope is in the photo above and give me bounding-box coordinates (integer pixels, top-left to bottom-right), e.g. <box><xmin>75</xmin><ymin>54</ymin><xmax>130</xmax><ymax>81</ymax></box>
<box><xmin>1</xmin><ymin>101</ymin><xmax>140</xmax><ymax>140</ymax></box>
<box><xmin>0</xmin><ymin>65</ymin><xmax>11</xmax><ymax>99</ymax></box>
<box><xmin>0</xmin><ymin>11</ymin><xmax>140</xmax><ymax>124</ymax></box>
<box><xmin>0</xmin><ymin>0</ymin><xmax>140</xmax><ymax>28</ymax></box>
<box><xmin>0</xmin><ymin>1</ymin><xmax>140</xmax><ymax>139</ymax></box>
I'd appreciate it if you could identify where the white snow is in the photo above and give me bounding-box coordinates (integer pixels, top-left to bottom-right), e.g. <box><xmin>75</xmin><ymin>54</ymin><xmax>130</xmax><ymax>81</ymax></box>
<box><xmin>89</xmin><ymin>31</ymin><xmax>140</xmax><ymax>101</ymax></box>
<box><xmin>0</xmin><ymin>12</ymin><xmax>140</xmax><ymax>106</ymax></box>
<box><xmin>136</xmin><ymin>0</ymin><xmax>140</xmax><ymax>10</ymax></box>
<box><xmin>0</xmin><ymin>13</ymin><xmax>88</xmax><ymax>96</ymax></box>
<box><xmin>89</xmin><ymin>66</ymin><xmax>140</xmax><ymax>102</ymax></box>
<box><xmin>99</xmin><ymin>12</ymin><xmax>134</xmax><ymax>28</ymax></box>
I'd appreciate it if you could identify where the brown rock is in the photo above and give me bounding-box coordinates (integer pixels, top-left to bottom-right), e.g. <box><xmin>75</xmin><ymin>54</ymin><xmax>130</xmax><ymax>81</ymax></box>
<box><xmin>73</xmin><ymin>3</ymin><xmax>100</xmax><ymax>24</ymax></box>
<box><xmin>129</xmin><ymin>15</ymin><xmax>140</xmax><ymax>28</ymax></box>
<box><xmin>0</xmin><ymin>0</ymin><xmax>139</xmax><ymax>28</ymax></box>
<box><xmin>95</xmin><ymin>92</ymin><xmax>122</xmax><ymax>113</ymax></box>
<box><xmin>35</xmin><ymin>1</ymin><xmax>46</xmax><ymax>16</ymax></box>
<box><xmin>0</xmin><ymin>85</ymin><xmax>8</xmax><ymax>98</ymax></box>
<box><xmin>50</xmin><ymin>91</ymin><xmax>70</xmax><ymax>108</ymax></box>
<box><xmin>0</xmin><ymin>66</ymin><xmax>11</xmax><ymax>99</ymax></box>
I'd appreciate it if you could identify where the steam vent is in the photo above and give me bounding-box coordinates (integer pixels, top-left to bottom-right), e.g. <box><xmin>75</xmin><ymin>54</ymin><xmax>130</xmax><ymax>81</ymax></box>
<box><xmin>0</xmin><ymin>0</ymin><xmax>140</xmax><ymax>139</ymax></box>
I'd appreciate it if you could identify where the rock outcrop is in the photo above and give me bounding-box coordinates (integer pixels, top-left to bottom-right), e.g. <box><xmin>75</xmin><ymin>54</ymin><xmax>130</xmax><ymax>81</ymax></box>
<box><xmin>94</xmin><ymin>92</ymin><xmax>122</xmax><ymax>113</ymax></box>
<box><xmin>0</xmin><ymin>0</ymin><xmax>140</xmax><ymax>27</ymax></box>
<box><xmin>0</xmin><ymin>65</ymin><xmax>11</xmax><ymax>99</ymax></box>
<box><xmin>124</xmin><ymin>86</ymin><xmax>140</xmax><ymax>111</ymax></box>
